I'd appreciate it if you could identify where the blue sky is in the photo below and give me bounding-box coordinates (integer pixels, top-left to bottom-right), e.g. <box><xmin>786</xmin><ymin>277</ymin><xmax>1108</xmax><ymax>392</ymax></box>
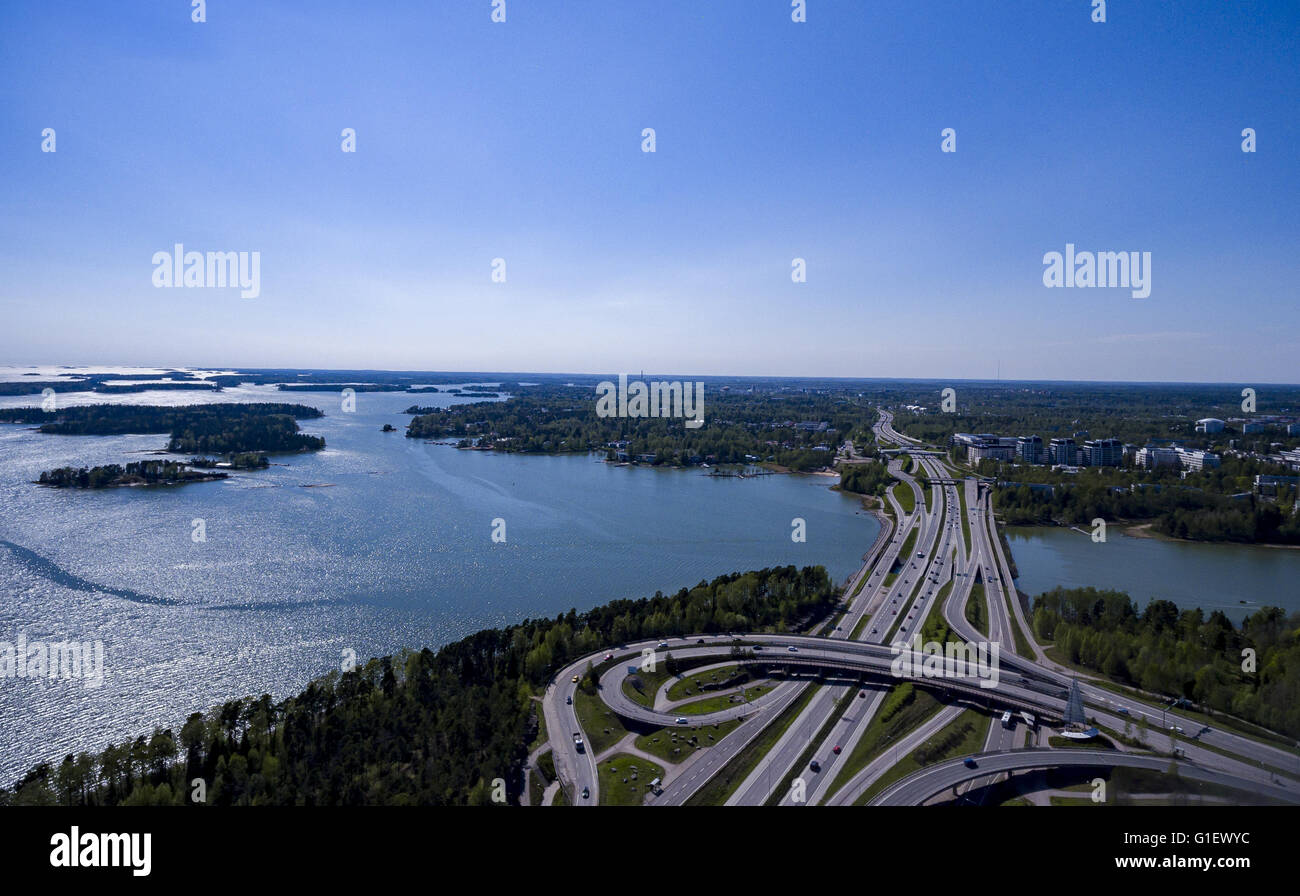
<box><xmin>1</xmin><ymin>0</ymin><xmax>1297</xmax><ymax>382</ymax></box>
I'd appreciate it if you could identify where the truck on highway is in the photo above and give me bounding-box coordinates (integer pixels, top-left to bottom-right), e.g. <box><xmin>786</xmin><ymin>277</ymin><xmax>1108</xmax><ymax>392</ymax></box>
<box><xmin>572</xmin><ymin>732</ymin><xmax>585</xmax><ymax>753</ymax></box>
<box><xmin>1000</xmin><ymin>710</ymin><xmax>1013</xmax><ymax>729</ymax></box>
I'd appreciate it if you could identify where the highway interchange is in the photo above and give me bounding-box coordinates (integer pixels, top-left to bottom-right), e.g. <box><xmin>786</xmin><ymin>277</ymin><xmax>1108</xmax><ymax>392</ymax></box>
<box><xmin>539</xmin><ymin>410</ymin><xmax>1300</xmax><ymax>807</ymax></box>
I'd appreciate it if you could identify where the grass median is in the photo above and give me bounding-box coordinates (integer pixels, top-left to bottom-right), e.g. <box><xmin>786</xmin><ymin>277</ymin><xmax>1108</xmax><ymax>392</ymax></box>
<box><xmin>852</xmin><ymin>709</ymin><xmax>992</xmax><ymax>805</ymax></box>
<box><xmin>683</xmin><ymin>681</ymin><xmax>821</xmax><ymax>806</ymax></box>
<box><xmin>822</xmin><ymin>683</ymin><xmax>944</xmax><ymax>803</ymax></box>
<box><xmin>597</xmin><ymin>753</ymin><xmax>666</xmax><ymax>806</ymax></box>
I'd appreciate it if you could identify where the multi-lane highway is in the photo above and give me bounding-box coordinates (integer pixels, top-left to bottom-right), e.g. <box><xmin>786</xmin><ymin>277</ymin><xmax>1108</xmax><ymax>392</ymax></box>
<box><xmin>539</xmin><ymin>407</ymin><xmax>1300</xmax><ymax>806</ymax></box>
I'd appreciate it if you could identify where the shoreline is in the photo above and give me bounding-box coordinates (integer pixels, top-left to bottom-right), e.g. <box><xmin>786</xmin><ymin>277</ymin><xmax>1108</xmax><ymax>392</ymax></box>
<box><xmin>1005</xmin><ymin>519</ymin><xmax>1300</xmax><ymax>551</ymax></box>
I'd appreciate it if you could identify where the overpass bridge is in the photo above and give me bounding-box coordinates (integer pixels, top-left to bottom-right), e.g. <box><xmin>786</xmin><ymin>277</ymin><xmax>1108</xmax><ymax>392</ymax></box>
<box><xmin>871</xmin><ymin>747</ymin><xmax>1300</xmax><ymax>806</ymax></box>
<box><xmin>599</xmin><ymin>645</ymin><xmax>1068</xmax><ymax>730</ymax></box>
<box><xmin>742</xmin><ymin>656</ymin><xmax>1065</xmax><ymax>723</ymax></box>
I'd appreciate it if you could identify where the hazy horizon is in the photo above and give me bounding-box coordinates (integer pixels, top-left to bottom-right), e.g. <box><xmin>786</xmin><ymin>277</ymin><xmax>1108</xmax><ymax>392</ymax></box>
<box><xmin>4</xmin><ymin>362</ymin><xmax>1299</xmax><ymax>391</ymax></box>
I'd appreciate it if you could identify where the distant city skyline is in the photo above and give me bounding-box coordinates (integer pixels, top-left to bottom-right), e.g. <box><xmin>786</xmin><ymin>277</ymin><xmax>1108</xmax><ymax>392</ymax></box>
<box><xmin>2</xmin><ymin>1</ymin><xmax>1297</xmax><ymax>381</ymax></box>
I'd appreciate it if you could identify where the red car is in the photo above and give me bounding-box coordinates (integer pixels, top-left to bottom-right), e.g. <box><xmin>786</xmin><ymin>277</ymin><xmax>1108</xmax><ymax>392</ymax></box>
<box><xmin>832</xmin><ymin>745</ymin><xmax>842</xmax><ymax>754</ymax></box>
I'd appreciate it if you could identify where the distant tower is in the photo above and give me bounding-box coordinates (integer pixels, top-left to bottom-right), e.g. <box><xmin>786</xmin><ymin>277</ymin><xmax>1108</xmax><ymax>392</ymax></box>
<box><xmin>1064</xmin><ymin>677</ymin><xmax>1087</xmax><ymax>727</ymax></box>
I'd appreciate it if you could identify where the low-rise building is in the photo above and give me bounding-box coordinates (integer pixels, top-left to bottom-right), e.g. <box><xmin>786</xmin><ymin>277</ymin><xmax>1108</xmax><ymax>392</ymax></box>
<box><xmin>967</xmin><ymin>441</ymin><xmax>1016</xmax><ymax>463</ymax></box>
<box><xmin>1255</xmin><ymin>475</ymin><xmax>1300</xmax><ymax>495</ymax></box>
<box><xmin>1177</xmin><ymin>448</ymin><xmax>1221</xmax><ymax>471</ymax></box>
<box><xmin>1135</xmin><ymin>447</ymin><xmax>1181</xmax><ymax>469</ymax></box>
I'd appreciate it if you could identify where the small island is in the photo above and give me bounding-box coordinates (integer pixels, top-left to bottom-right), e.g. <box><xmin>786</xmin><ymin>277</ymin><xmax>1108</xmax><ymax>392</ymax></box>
<box><xmin>37</xmin><ymin>461</ymin><xmax>228</xmax><ymax>489</ymax></box>
<box><xmin>188</xmin><ymin>452</ymin><xmax>270</xmax><ymax>471</ymax></box>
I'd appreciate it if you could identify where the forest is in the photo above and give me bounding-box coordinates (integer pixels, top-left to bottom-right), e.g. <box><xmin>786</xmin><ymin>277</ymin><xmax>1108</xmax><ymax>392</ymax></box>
<box><xmin>1031</xmin><ymin>587</ymin><xmax>1300</xmax><ymax>738</ymax></box>
<box><xmin>992</xmin><ymin>457</ymin><xmax>1300</xmax><ymax>544</ymax></box>
<box><xmin>0</xmin><ymin>565</ymin><xmax>837</xmax><ymax>806</ymax></box>
<box><xmin>837</xmin><ymin>460</ymin><xmax>896</xmax><ymax>497</ymax></box>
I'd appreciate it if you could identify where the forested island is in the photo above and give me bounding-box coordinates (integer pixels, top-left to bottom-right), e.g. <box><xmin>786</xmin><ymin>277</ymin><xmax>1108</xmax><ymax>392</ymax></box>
<box><xmin>0</xmin><ymin>403</ymin><xmax>325</xmax><ymax>454</ymax></box>
<box><xmin>167</xmin><ymin>411</ymin><xmax>323</xmax><ymax>454</ymax></box>
<box><xmin>404</xmin><ymin>385</ymin><xmax>857</xmax><ymax>472</ymax></box>
<box><xmin>37</xmin><ymin>461</ymin><xmax>228</xmax><ymax>488</ymax></box>
<box><xmin>0</xmin><ymin>367</ymin><xmax>520</xmax><ymax>397</ymax></box>
<box><xmin>0</xmin><ymin>370</ymin><xmax>221</xmax><ymax>396</ymax></box>
<box><xmin>0</xmin><ymin>565</ymin><xmax>836</xmax><ymax>806</ymax></box>
<box><xmin>4</xmin><ymin>404</ymin><xmax>318</xmax><ymax>490</ymax></box>
<box><xmin>188</xmin><ymin>453</ymin><xmax>270</xmax><ymax>470</ymax></box>
<box><xmin>38</xmin><ymin>453</ymin><xmax>270</xmax><ymax>488</ymax></box>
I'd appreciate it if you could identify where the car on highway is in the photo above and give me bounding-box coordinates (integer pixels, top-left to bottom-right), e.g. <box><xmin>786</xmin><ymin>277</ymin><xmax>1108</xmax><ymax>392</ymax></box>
<box><xmin>1116</xmin><ymin>707</ymin><xmax>1130</xmax><ymax>715</ymax></box>
<box><xmin>675</xmin><ymin>717</ymin><xmax>688</xmax><ymax>725</ymax></box>
<box><xmin>565</xmin><ymin>695</ymin><xmax>572</xmax><ymax>705</ymax></box>
<box><xmin>859</xmin><ymin>690</ymin><xmax>866</xmax><ymax>698</ymax></box>
<box><xmin>571</xmin><ymin>674</ymin><xmax>580</xmax><ymax>683</ymax></box>
<box><xmin>657</xmin><ymin>641</ymin><xmax>669</xmax><ymax>649</ymax></box>
<box><xmin>809</xmin><ymin>760</ymin><xmax>821</xmax><ymax>773</ymax></box>
<box><xmin>832</xmin><ymin>745</ymin><xmax>842</xmax><ymax>754</ymax></box>
<box><xmin>963</xmin><ymin>757</ymin><xmax>978</xmax><ymax>768</ymax></box>
<box><xmin>581</xmin><ymin>786</ymin><xmax>589</xmax><ymax>800</ymax></box>
<box><xmin>787</xmin><ymin>646</ymin><xmax>798</xmax><ymax>652</ymax></box>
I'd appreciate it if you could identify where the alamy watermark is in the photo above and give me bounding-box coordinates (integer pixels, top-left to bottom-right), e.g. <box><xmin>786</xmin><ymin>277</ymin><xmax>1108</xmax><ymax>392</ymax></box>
<box><xmin>595</xmin><ymin>374</ymin><xmax>704</xmax><ymax>429</ymax></box>
<box><xmin>1</xmin><ymin>633</ymin><xmax>105</xmax><ymax>689</ymax></box>
<box><xmin>152</xmin><ymin>243</ymin><xmax>261</xmax><ymax>298</ymax></box>
<box><xmin>890</xmin><ymin>635</ymin><xmax>1000</xmax><ymax>689</ymax></box>
<box><xmin>1042</xmin><ymin>243</ymin><xmax>1150</xmax><ymax>299</ymax></box>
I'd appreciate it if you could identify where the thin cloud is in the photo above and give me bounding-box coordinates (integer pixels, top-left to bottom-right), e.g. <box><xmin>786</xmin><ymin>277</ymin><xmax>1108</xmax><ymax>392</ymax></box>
<box><xmin>1095</xmin><ymin>331</ymin><xmax>1207</xmax><ymax>345</ymax></box>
